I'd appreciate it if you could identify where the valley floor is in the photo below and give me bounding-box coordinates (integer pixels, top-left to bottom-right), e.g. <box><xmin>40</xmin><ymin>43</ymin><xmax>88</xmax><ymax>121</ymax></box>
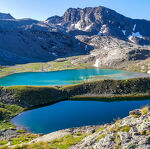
<box><xmin>0</xmin><ymin>55</ymin><xmax>150</xmax><ymax>79</ymax></box>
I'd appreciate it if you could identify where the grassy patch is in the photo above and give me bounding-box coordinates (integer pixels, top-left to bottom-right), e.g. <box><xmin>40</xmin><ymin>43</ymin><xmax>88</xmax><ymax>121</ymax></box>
<box><xmin>10</xmin><ymin>133</ymin><xmax>87</xmax><ymax>149</ymax></box>
<box><xmin>96</xmin><ymin>127</ymin><xmax>105</xmax><ymax>132</ymax></box>
<box><xmin>120</xmin><ymin>125</ymin><xmax>131</xmax><ymax>132</ymax></box>
<box><xmin>10</xmin><ymin>133</ymin><xmax>40</xmax><ymax>146</ymax></box>
<box><xmin>141</xmin><ymin>106</ymin><xmax>149</xmax><ymax>115</ymax></box>
<box><xmin>0</xmin><ymin>140</ymin><xmax>8</xmax><ymax>146</ymax></box>
<box><xmin>96</xmin><ymin>133</ymin><xmax>106</xmax><ymax>141</ymax></box>
<box><xmin>131</xmin><ymin>114</ymin><xmax>141</xmax><ymax>118</ymax></box>
<box><xmin>0</xmin><ymin>56</ymin><xmax>91</xmax><ymax>79</ymax></box>
<box><xmin>0</xmin><ymin>102</ymin><xmax>23</xmax><ymax>130</ymax></box>
<box><xmin>16</xmin><ymin>129</ymin><xmax>26</xmax><ymax>134</ymax></box>
<box><xmin>110</xmin><ymin>125</ymin><xmax>131</xmax><ymax>133</ymax></box>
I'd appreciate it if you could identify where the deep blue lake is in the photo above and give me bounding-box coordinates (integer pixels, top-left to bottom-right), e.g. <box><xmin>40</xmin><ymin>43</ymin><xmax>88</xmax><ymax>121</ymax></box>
<box><xmin>12</xmin><ymin>100</ymin><xmax>150</xmax><ymax>134</ymax></box>
<box><xmin>0</xmin><ymin>68</ymin><xmax>147</xmax><ymax>86</ymax></box>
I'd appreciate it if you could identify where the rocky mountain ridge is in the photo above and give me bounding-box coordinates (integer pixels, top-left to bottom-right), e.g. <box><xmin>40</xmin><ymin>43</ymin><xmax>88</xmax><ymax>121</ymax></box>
<box><xmin>46</xmin><ymin>6</ymin><xmax>150</xmax><ymax>45</ymax></box>
<box><xmin>0</xmin><ymin>16</ymin><xmax>88</xmax><ymax>65</ymax></box>
<box><xmin>0</xmin><ymin>12</ymin><xmax>14</xmax><ymax>20</ymax></box>
<box><xmin>0</xmin><ymin>6</ymin><xmax>150</xmax><ymax>69</ymax></box>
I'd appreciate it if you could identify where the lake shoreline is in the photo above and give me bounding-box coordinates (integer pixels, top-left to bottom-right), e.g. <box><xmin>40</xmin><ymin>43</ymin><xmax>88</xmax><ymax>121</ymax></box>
<box><xmin>1</xmin><ymin>106</ymin><xmax>150</xmax><ymax>148</ymax></box>
<box><xmin>0</xmin><ymin>77</ymin><xmax>150</xmax><ymax>147</ymax></box>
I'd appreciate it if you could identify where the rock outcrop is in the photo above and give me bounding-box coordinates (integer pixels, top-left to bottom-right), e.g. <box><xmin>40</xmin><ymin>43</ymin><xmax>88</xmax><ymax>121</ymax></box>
<box><xmin>46</xmin><ymin>6</ymin><xmax>150</xmax><ymax>45</ymax></box>
<box><xmin>28</xmin><ymin>107</ymin><xmax>150</xmax><ymax>149</ymax></box>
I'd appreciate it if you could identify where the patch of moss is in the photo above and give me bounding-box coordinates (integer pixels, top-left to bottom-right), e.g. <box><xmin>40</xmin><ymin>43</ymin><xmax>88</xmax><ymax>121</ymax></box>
<box><xmin>115</xmin><ymin>121</ymin><xmax>121</xmax><ymax>127</ymax></box>
<box><xmin>0</xmin><ymin>102</ymin><xmax>23</xmax><ymax>130</ymax></box>
<box><xmin>11</xmin><ymin>133</ymin><xmax>87</xmax><ymax>149</ymax></box>
<box><xmin>120</xmin><ymin>125</ymin><xmax>131</xmax><ymax>132</ymax></box>
<box><xmin>10</xmin><ymin>133</ymin><xmax>40</xmax><ymax>146</ymax></box>
<box><xmin>0</xmin><ymin>140</ymin><xmax>8</xmax><ymax>146</ymax></box>
<box><xmin>141</xmin><ymin>106</ymin><xmax>149</xmax><ymax>115</ymax></box>
<box><xmin>96</xmin><ymin>127</ymin><xmax>105</xmax><ymax>132</ymax></box>
<box><xmin>131</xmin><ymin>114</ymin><xmax>141</xmax><ymax>118</ymax></box>
<box><xmin>0</xmin><ymin>145</ymin><xmax>8</xmax><ymax>149</ymax></box>
<box><xmin>110</xmin><ymin>125</ymin><xmax>131</xmax><ymax>133</ymax></box>
<box><xmin>16</xmin><ymin>129</ymin><xmax>26</xmax><ymax>134</ymax></box>
<box><xmin>96</xmin><ymin>133</ymin><xmax>106</xmax><ymax>141</ymax></box>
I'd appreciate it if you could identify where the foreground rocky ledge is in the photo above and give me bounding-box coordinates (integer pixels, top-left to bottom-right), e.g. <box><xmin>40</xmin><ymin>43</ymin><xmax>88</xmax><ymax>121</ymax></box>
<box><xmin>2</xmin><ymin>106</ymin><xmax>149</xmax><ymax>149</ymax></box>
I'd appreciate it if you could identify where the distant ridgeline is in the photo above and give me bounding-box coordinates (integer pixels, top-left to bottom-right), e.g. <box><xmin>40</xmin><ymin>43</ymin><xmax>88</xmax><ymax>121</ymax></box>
<box><xmin>0</xmin><ymin>77</ymin><xmax>150</xmax><ymax>108</ymax></box>
<box><xmin>0</xmin><ymin>6</ymin><xmax>150</xmax><ymax>71</ymax></box>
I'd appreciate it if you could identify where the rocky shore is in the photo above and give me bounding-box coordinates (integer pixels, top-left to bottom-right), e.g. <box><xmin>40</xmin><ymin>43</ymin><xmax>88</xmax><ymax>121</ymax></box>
<box><xmin>69</xmin><ymin>106</ymin><xmax>150</xmax><ymax>149</ymax></box>
<box><xmin>1</xmin><ymin>106</ymin><xmax>149</xmax><ymax>149</ymax></box>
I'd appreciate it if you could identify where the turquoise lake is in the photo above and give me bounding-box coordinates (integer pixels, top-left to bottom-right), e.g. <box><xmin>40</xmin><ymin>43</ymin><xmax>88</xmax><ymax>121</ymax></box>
<box><xmin>0</xmin><ymin>68</ymin><xmax>147</xmax><ymax>86</ymax></box>
<box><xmin>12</xmin><ymin>100</ymin><xmax>150</xmax><ymax>134</ymax></box>
<box><xmin>1</xmin><ymin>68</ymin><xmax>149</xmax><ymax>134</ymax></box>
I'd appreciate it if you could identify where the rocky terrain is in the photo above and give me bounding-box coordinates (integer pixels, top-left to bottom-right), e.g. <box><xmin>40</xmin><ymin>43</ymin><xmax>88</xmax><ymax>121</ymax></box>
<box><xmin>46</xmin><ymin>6</ymin><xmax>150</xmax><ymax>45</ymax></box>
<box><xmin>0</xmin><ymin>6</ymin><xmax>150</xmax><ymax>72</ymax></box>
<box><xmin>1</xmin><ymin>106</ymin><xmax>149</xmax><ymax>149</ymax></box>
<box><xmin>0</xmin><ymin>18</ymin><xmax>87</xmax><ymax>65</ymax></box>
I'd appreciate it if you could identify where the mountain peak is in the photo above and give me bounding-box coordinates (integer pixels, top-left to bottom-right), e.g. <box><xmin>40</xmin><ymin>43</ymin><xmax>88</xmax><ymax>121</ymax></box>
<box><xmin>0</xmin><ymin>12</ymin><xmax>15</xmax><ymax>20</ymax></box>
<box><xmin>46</xmin><ymin>6</ymin><xmax>150</xmax><ymax>45</ymax></box>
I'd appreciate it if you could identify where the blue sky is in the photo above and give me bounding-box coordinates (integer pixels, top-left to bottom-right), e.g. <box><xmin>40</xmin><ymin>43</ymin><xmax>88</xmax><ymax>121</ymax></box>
<box><xmin>0</xmin><ymin>0</ymin><xmax>149</xmax><ymax>21</ymax></box>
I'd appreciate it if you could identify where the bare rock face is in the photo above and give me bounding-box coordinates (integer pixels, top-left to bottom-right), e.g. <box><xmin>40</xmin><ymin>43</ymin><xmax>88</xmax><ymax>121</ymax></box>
<box><xmin>72</xmin><ymin>35</ymin><xmax>150</xmax><ymax>68</ymax></box>
<box><xmin>46</xmin><ymin>6</ymin><xmax>150</xmax><ymax>45</ymax></box>
<box><xmin>1</xmin><ymin>6</ymin><xmax>150</xmax><ymax>66</ymax></box>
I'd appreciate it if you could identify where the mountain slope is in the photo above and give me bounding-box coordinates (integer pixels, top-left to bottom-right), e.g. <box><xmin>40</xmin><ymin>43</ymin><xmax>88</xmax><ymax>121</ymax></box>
<box><xmin>46</xmin><ymin>6</ymin><xmax>150</xmax><ymax>45</ymax></box>
<box><xmin>0</xmin><ymin>6</ymin><xmax>150</xmax><ymax>68</ymax></box>
<box><xmin>0</xmin><ymin>12</ymin><xmax>14</xmax><ymax>20</ymax></box>
<box><xmin>0</xmin><ymin>19</ymin><xmax>88</xmax><ymax>65</ymax></box>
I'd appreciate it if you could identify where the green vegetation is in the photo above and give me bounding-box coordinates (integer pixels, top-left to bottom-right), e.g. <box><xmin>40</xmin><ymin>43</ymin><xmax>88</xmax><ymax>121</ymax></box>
<box><xmin>16</xmin><ymin>129</ymin><xmax>26</xmax><ymax>133</ymax></box>
<box><xmin>10</xmin><ymin>133</ymin><xmax>40</xmax><ymax>146</ymax></box>
<box><xmin>96</xmin><ymin>133</ymin><xmax>106</xmax><ymax>141</ymax></box>
<box><xmin>96</xmin><ymin>127</ymin><xmax>105</xmax><ymax>132</ymax></box>
<box><xmin>120</xmin><ymin>125</ymin><xmax>131</xmax><ymax>132</ymax></box>
<box><xmin>140</xmin><ymin>130</ymin><xmax>150</xmax><ymax>135</ymax></box>
<box><xmin>0</xmin><ymin>140</ymin><xmax>8</xmax><ymax>146</ymax></box>
<box><xmin>141</xmin><ymin>106</ymin><xmax>149</xmax><ymax>115</ymax></box>
<box><xmin>3</xmin><ymin>133</ymin><xmax>87</xmax><ymax>149</ymax></box>
<box><xmin>0</xmin><ymin>133</ymin><xmax>40</xmax><ymax>149</ymax></box>
<box><xmin>0</xmin><ymin>55</ymin><xmax>149</xmax><ymax>79</ymax></box>
<box><xmin>131</xmin><ymin>114</ymin><xmax>141</xmax><ymax>118</ymax></box>
<box><xmin>110</xmin><ymin>125</ymin><xmax>131</xmax><ymax>133</ymax></box>
<box><xmin>0</xmin><ymin>57</ymin><xmax>91</xmax><ymax>79</ymax></box>
<box><xmin>0</xmin><ymin>78</ymin><xmax>150</xmax><ymax>108</ymax></box>
<box><xmin>0</xmin><ymin>102</ymin><xmax>23</xmax><ymax>130</ymax></box>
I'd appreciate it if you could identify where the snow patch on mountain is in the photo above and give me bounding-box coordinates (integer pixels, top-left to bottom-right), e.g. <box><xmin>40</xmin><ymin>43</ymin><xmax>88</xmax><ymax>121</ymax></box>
<box><xmin>97</xmin><ymin>25</ymin><xmax>108</xmax><ymax>35</ymax></box>
<box><xmin>132</xmin><ymin>32</ymin><xmax>143</xmax><ymax>38</ymax></box>
<box><xmin>84</xmin><ymin>24</ymin><xmax>93</xmax><ymax>31</ymax></box>
<box><xmin>122</xmin><ymin>30</ymin><xmax>126</xmax><ymax>35</ymax></box>
<box><xmin>128</xmin><ymin>36</ymin><xmax>136</xmax><ymax>43</ymax></box>
<box><xmin>74</xmin><ymin>21</ymin><xmax>82</xmax><ymax>30</ymax></box>
<box><xmin>93</xmin><ymin>59</ymin><xmax>99</xmax><ymax>67</ymax></box>
<box><xmin>133</xmin><ymin>24</ymin><xmax>136</xmax><ymax>32</ymax></box>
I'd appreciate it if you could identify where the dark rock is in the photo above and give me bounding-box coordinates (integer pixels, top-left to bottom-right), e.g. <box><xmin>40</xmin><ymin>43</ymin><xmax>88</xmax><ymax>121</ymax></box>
<box><xmin>129</xmin><ymin>109</ymin><xmax>142</xmax><ymax>116</ymax></box>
